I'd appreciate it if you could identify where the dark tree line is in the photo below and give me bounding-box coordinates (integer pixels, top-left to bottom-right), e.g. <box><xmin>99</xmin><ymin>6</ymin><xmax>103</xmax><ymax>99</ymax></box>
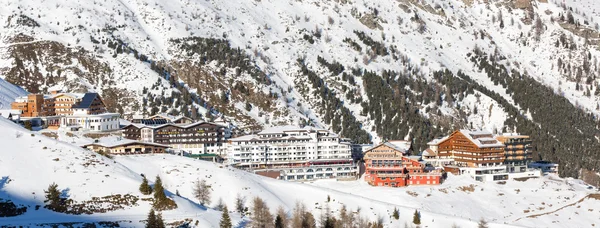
<box><xmin>298</xmin><ymin>58</ymin><xmax>371</xmax><ymax>144</ymax></box>
<box><xmin>431</xmin><ymin>50</ymin><xmax>600</xmax><ymax>178</ymax></box>
<box><xmin>172</xmin><ymin>37</ymin><xmax>271</xmax><ymax>85</ymax></box>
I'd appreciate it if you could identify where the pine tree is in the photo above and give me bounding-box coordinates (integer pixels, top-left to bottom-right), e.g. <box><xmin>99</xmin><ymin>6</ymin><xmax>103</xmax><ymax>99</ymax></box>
<box><xmin>393</xmin><ymin>208</ymin><xmax>400</xmax><ymax>220</ymax></box>
<box><xmin>220</xmin><ymin>205</ymin><xmax>233</xmax><ymax>228</ymax></box>
<box><xmin>152</xmin><ymin>176</ymin><xmax>176</xmax><ymax>210</ymax></box>
<box><xmin>412</xmin><ymin>210</ymin><xmax>421</xmax><ymax>225</ymax></box>
<box><xmin>44</xmin><ymin>183</ymin><xmax>66</xmax><ymax>212</ymax></box>
<box><xmin>275</xmin><ymin>215</ymin><xmax>284</xmax><ymax>228</ymax></box>
<box><xmin>146</xmin><ymin>209</ymin><xmax>158</xmax><ymax>228</ymax></box>
<box><xmin>139</xmin><ymin>176</ymin><xmax>153</xmax><ymax>195</ymax></box>
<box><xmin>156</xmin><ymin>212</ymin><xmax>166</xmax><ymax>228</ymax></box>
<box><xmin>153</xmin><ymin>176</ymin><xmax>166</xmax><ymax>207</ymax></box>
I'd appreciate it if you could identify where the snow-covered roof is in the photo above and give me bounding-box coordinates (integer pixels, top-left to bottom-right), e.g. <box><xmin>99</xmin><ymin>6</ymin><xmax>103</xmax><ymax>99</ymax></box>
<box><xmin>387</xmin><ymin>140</ymin><xmax>411</xmax><ymax>152</ymax></box>
<box><xmin>459</xmin><ymin>130</ymin><xmax>504</xmax><ymax>148</ymax></box>
<box><xmin>258</xmin><ymin>125</ymin><xmax>329</xmax><ymax>135</ymax></box>
<box><xmin>427</xmin><ymin>136</ymin><xmax>449</xmax><ymax>146</ymax></box>
<box><xmin>422</xmin><ymin>148</ymin><xmax>437</xmax><ymax>157</ymax></box>
<box><xmin>52</xmin><ymin>92</ymin><xmax>85</xmax><ymax>99</ymax></box>
<box><xmin>82</xmin><ymin>139</ymin><xmax>170</xmax><ymax>148</ymax></box>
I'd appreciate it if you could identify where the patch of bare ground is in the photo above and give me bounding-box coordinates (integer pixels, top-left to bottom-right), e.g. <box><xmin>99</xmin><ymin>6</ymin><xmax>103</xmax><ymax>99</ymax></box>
<box><xmin>514</xmin><ymin>176</ymin><xmax>538</xmax><ymax>182</ymax></box>
<box><xmin>41</xmin><ymin>132</ymin><xmax>58</xmax><ymax>139</ymax></box>
<box><xmin>406</xmin><ymin>191</ymin><xmax>419</xmax><ymax>197</ymax></box>
<box><xmin>457</xmin><ymin>184</ymin><xmax>476</xmax><ymax>192</ymax></box>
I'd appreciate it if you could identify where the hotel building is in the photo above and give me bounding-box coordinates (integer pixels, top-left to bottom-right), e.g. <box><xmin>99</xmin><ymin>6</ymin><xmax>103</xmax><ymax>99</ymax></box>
<box><xmin>226</xmin><ymin>126</ymin><xmax>358</xmax><ymax>181</ymax></box>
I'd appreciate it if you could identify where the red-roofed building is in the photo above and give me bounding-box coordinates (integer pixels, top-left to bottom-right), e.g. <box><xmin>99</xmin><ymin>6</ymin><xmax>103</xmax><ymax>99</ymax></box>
<box><xmin>363</xmin><ymin>142</ymin><xmax>441</xmax><ymax>187</ymax></box>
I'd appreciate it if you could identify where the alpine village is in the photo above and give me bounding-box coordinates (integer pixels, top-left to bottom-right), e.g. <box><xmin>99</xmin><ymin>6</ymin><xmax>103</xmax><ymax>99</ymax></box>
<box><xmin>0</xmin><ymin>0</ymin><xmax>599</xmax><ymax>227</ymax></box>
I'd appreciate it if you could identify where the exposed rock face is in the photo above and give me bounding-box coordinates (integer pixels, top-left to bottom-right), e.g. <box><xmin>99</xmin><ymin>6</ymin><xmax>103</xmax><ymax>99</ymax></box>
<box><xmin>514</xmin><ymin>0</ymin><xmax>532</xmax><ymax>9</ymax></box>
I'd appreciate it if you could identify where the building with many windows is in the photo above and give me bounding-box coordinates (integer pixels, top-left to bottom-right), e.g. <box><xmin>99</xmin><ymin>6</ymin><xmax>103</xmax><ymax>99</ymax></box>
<box><xmin>495</xmin><ymin>134</ymin><xmax>533</xmax><ymax>173</ymax></box>
<box><xmin>425</xmin><ymin>130</ymin><xmax>508</xmax><ymax>182</ymax></box>
<box><xmin>424</xmin><ymin>130</ymin><xmax>540</xmax><ymax>182</ymax></box>
<box><xmin>226</xmin><ymin>126</ymin><xmax>358</xmax><ymax>181</ymax></box>
<box><xmin>10</xmin><ymin>91</ymin><xmax>118</xmax><ymax>132</ymax></box>
<box><xmin>122</xmin><ymin>121</ymin><xmax>230</xmax><ymax>155</ymax></box>
<box><xmin>363</xmin><ymin>142</ymin><xmax>441</xmax><ymax>187</ymax></box>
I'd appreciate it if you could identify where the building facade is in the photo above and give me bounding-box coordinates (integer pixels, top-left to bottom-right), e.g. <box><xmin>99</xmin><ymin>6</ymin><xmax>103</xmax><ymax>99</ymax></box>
<box><xmin>495</xmin><ymin>134</ymin><xmax>533</xmax><ymax>173</ymax></box>
<box><xmin>226</xmin><ymin>126</ymin><xmax>358</xmax><ymax>181</ymax></box>
<box><xmin>11</xmin><ymin>94</ymin><xmax>54</xmax><ymax>117</ymax></box>
<box><xmin>122</xmin><ymin>121</ymin><xmax>229</xmax><ymax>154</ymax></box>
<box><xmin>82</xmin><ymin>140</ymin><xmax>170</xmax><ymax>154</ymax></box>
<box><xmin>363</xmin><ymin>143</ymin><xmax>441</xmax><ymax>187</ymax></box>
<box><xmin>60</xmin><ymin>113</ymin><xmax>120</xmax><ymax>132</ymax></box>
<box><xmin>426</xmin><ymin>130</ymin><xmax>508</xmax><ymax>182</ymax></box>
<box><xmin>528</xmin><ymin>161</ymin><xmax>559</xmax><ymax>175</ymax></box>
<box><xmin>424</xmin><ymin>130</ymin><xmax>541</xmax><ymax>182</ymax></box>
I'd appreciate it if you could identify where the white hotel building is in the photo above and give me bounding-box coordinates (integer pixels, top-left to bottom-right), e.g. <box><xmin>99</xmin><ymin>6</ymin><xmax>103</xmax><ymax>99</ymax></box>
<box><xmin>226</xmin><ymin>126</ymin><xmax>358</xmax><ymax>181</ymax></box>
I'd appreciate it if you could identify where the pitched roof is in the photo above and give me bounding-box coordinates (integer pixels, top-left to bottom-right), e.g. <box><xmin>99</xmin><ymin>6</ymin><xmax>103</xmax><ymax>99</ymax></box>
<box><xmin>364</xmin><ymin>142</ymin><xmax>409</xmax><ymax>154</ymax></box>
<box><xmin>458</xmin><ymin>130</ymin><xmax>504</xmax><ymax>148</ymax></box>
<box><xmin>422</xmin><ymin>148</ymin><xmax>437</xmax><ymax>156</ymax></box>
<box><xmin>82</xmin><ymin>139</ymin><xmax>170</xmax><ymax>148</ymax></box>
<box><xmin>72</xmin><ymin>93</ymin><xmax>99</xmax><ymax>109</ymax></box>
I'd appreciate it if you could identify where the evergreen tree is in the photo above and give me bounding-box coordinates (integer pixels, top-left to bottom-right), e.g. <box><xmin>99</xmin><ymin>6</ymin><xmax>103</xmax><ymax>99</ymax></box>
<box><xmin>393</xmin><ymin>208</ymin><xmax>400</xmax><ymax>220</ymax></box>
<box><xmin>44</xmin><ymin>183</ymin><xmax>67</xmax><ymax>212</ymax></box>
<box><xmin>153</xmin><ymin>176</ymin><xmax>166</xmax><ymax>205</ymax></box>
<box><xmin>412</xmin><ymin>210</ymin><xmax>421</xmax><ymax>225</ymax></box>
<box><xmin>153</xmin><ymin>175</ymin><xmax>177</xmax><ymax>210</ymax></box>
<box><xmin>275</xmin><ymin>215</ymin><xmax>284</xmax><ymax>228</ymax></box>
<box><xmin>156</xmin><ymin>211</ymin><xmax>166</xmax><ymax>228</ymax></box>
<box><xmin>146</xmin><ymin>209</ymin><xmax>158</xmax><ymax>228</ymax></box>
<box><xmin>139</xmin><ymin>176</ymin><xmax>153</xmax><ymax>195</ymax></box>
<box><xmin>220</xmin><ymin>205</ymin><xmax>233</xmax><ymax>228</ymax></box>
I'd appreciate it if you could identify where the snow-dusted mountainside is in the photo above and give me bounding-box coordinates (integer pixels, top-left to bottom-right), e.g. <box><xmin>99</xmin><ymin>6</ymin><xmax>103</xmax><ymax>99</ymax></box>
<box><xmin>1</xmin><ymin>0</ymin><xmax>600</xmax><ymax>177</ymax></box>
<box><xmin>0</xmin><ymin>77</ymin><xmax>27</xmax><ymax>109</ymax></box>
<box><xmin>1</xmin><ymin>115</ymin><xmax>599</xmax><ymax>227</ymax></box>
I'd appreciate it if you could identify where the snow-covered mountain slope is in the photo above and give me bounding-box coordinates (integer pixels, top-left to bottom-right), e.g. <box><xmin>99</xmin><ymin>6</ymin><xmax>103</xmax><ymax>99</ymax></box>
<box><xmin>1</xmin><ymin>0</ymin><xmax>600</xmax><ymax>177</ymax></box>
<box><xmin>0</xmin><ymin>117</ymin><xmax>226</xmax><ymax>227</ymax></box>
<box><xmin>0</xmin><ymin>77</ymin><xmax>27</xmax><ymax>109</ymax></box>
<box><xmin>116</xmin><ymin>155</ymin><xmax>600</xmax><ymax>228</ymax></box>
<box><xmin>1</xmin><ymin>115</ymin><xmax>598</xmax><ymax>227</ymax></box>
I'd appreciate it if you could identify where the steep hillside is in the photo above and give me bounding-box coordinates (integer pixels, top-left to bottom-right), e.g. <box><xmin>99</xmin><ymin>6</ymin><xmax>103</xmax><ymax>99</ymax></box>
<box><xmin>1</xmin><ymin>0</ymin><xmax>600</xmax><ymax>177</ymax></box>
<box><xmin>0</xmin><ymin>117</ymin><xmax>221</xmax><ymax>227</ymax></box>
<box><xmin>0</xmin><ymin>115</ymin><xmax>598</xmax><ymax>227</ymax></box>
<box><xmin>0</xmin><ymin>77</ymin><xmax>27</xmax><ymax>109</ymax></box>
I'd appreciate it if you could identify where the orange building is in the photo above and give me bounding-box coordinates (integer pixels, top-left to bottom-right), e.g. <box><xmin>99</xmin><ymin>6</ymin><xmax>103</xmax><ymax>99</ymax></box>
<box><xmin>363</xmin><ymin>142</ymin><xmax>441</xmax><ymax>187</ymax></box>
<box><xmin>11</xmin><ymin>92</ymin><xmax>107</xmax><ymax>117</ymax></box>
<box><xmin>10</xmin><ymin>94</ymin><xmax>54</xmax><ymax>117</ymax></box>
<box><xmin>427</xmin><ymin>130</ymin><xmax>508</xmax><ymax>182</ymax></box>
<box><xmin>434</xmin><ymin>130</ymin><xmax>505</xmax><ymax>167</ymax></box>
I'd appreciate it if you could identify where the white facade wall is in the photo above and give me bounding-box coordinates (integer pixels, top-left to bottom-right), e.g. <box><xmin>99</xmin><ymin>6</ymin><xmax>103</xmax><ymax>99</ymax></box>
<box><xmin>226</xmin><ymin>127</ymin><xmax>358</xmax><ymax>181</ymax></box>
<box><xmin>60</xmin><ymin>113</ymin><xmax>120</xmax><ymax>132</ymax></box>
